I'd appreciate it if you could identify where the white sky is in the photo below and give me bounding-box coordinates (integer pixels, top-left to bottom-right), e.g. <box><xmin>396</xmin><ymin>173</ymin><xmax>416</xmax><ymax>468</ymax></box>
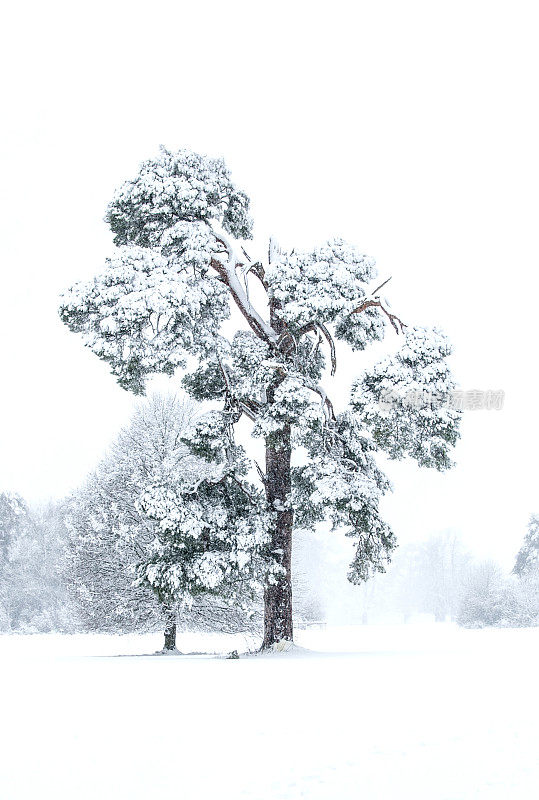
<box><xmin>1</xmin><ymin>0</ymin><xmax>538</xmax><ymax>568</ymax></box>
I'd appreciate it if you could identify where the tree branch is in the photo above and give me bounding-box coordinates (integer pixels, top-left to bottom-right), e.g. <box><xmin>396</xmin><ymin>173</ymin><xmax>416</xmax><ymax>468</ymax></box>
<box><xmin>207</xmin><ymin>223</ymin><xmax>277</xmax><ymax>345</ymax></box>
<box><xmin>350</xmin><ymin>299</ymin><xmax>406</xmax><ymax>334</ymax></box>
<box><xmin>254</xmin><ymin>460</ymin><xmax>267</xmax><ymax>486</ymax></box>
<box><xmin>245</xmin><ymin>261</ymin><xmax>268</xmax><ymax>289</ymax></box>
<box><xmin>296</xmin><ymin>322</ymin><xmax>337</xmax><ymax>375</ymax></box>
<box><xmin>370</xmin><ymin>276</ymin><xmax>392</xmax><ymax>297</ymax></box>
<box><xmin>305</xmin><ymin>379</ymin><xmax>336</xmax><ymax>422</ymax></box>
<box><xmin>210</xmin><ymin>257</ymin><xmax>275</xmax><ymax>344</ymax></box>
<box><xmin>317</xmin><ymin>322</ymin><xmax>337</xmax><ymax>375</ymax></box>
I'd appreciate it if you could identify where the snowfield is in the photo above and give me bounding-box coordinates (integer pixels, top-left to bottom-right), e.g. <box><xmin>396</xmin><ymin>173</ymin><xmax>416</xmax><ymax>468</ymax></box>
<box><xmin>1</xmin><ymin>624</ymin><xmax>537</xmax><ymax>799</ymax></box>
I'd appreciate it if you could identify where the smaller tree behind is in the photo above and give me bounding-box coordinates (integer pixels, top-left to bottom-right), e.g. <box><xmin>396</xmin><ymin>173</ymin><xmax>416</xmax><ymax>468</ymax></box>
<box><xmin>67</xmin><ymin>393</ymin><xmax>267</xmax><ymax>650</ymax></box>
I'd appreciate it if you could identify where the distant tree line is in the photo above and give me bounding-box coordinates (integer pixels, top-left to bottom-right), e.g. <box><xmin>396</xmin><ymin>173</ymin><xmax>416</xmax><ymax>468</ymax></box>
<box><xmin>348</xmin><ymin>526</ymin><xmax>539</xmax><ymax>629</ymax></box>
<box><xmin>457</xmin><ymin>514</ymin><xmax>539</xmax><ymax>628</ymax></box>
<box><xmin>0</xmin><ymin>492</ymin><xmax>74</xmax><ymax>633</ymax></box>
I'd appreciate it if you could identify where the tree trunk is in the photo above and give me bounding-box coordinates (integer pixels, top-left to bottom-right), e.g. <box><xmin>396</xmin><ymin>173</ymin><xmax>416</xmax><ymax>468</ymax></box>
<box><xmin>163</xmin><ymin>607</ymin><xmax>177</xmax><ymax>651</ymax></box>
<box><xmin>262</xmin><ymin>421</ymin><xmax>294</xmax><ymax>648</ymax></box>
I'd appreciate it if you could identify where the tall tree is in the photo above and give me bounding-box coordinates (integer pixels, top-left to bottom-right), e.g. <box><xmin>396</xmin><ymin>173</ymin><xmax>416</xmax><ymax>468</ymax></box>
<box><xmin>60</xmin><ymin>147</ymin><xmax>461</xmax><ymax>648</ymax></box>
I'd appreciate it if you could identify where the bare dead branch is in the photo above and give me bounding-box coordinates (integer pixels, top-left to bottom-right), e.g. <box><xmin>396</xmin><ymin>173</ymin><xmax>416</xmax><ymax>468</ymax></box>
<box><xmin>370</xmin><ymin>276</ymin><xmax>392</xmax><ymax>297</ymax></box>
<box><xmin>350</xmin><ymin>299</ymin><xmax>406</xmax><ymax>334</ymax></box>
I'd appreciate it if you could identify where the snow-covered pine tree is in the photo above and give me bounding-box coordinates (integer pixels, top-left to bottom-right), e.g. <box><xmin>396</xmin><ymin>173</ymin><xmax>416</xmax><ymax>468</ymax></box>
<box><xmin>67</xmin><ymin>393</ymin><xmax>266</xmax><ymax>650</ymax></box>
<box><xmin>60</xmin><ymin>147</ymin><xmax>461</xmax><ymax>648</ymax></box>
<box><xmin>513</xmin><ymin>514</ymin><xmax>539</xmax><ymax>577</ymax></box>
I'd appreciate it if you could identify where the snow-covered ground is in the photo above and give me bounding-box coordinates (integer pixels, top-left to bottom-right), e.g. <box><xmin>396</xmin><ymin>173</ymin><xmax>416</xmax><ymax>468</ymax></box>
<box><xmin>1</xmin><ymin>624</ymin><xmax>537</xmax><ymax>799</ymax></box>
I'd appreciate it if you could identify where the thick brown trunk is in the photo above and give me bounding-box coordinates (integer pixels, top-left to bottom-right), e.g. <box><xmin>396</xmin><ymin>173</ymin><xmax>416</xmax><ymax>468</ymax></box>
<box><xmin>163</xmin><ymin>608</ymin><xmax>177</xmax><ymax>651</ymax></box>
<box><xmin>260</xmin><ymin>292</ymin><xmax>294</xmax><ymax>649</ymax></box>
<box><xmin>262</xmin><ymin>421</ymin><xmax>294</xmax><ymax>648</ymax></box>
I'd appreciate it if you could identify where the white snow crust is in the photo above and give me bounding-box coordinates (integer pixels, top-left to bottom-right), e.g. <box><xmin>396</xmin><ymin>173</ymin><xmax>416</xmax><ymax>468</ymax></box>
<box><xmin>1</xmin><ymin>623</ymin><xmax>537</xmax><ymax>799</ymax></box>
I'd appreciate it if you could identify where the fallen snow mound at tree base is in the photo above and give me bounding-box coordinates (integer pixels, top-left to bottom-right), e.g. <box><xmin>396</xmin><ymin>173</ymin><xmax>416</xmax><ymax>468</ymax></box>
<box><xmin>256</xmin><ymin>639</ymin><xmax>311</xmax><ymax>656</ymax></box>
<box><xmin>153</xmin><ymin>647</ymin><xmax>184</xmax><ymax>656</ymax></box>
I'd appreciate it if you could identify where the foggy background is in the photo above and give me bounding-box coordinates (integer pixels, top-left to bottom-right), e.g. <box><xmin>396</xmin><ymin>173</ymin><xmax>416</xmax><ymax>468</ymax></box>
<box><xmin>1</xmin><ymin>0</ymin><xmax>538</xmax><ymax>579</ymax></box>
